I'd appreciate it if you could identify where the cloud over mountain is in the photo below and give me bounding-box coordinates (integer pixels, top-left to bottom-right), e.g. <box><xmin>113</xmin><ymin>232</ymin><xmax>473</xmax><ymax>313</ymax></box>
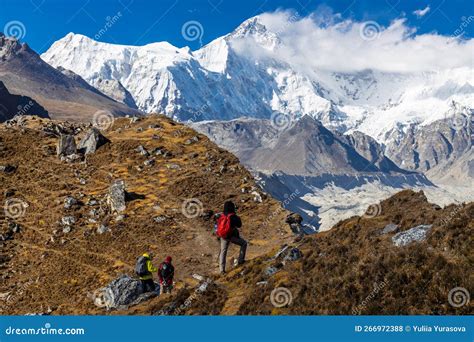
<box><xmin>231</xmin><ymin>10</ymin><xmax>474</xmax><ymax>73</ymax></box>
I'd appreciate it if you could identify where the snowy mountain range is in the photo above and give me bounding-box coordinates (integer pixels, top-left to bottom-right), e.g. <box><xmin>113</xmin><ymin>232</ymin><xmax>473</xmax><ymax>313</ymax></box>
<box><xmin>42</xmin><ymin>15</ymin><xmax>473</xmax><ymax>144</ymax></box>
<box><xmin>38</xmin><ymin>14</ymin><xmax>473</xmax><ymax>229</ymax></box>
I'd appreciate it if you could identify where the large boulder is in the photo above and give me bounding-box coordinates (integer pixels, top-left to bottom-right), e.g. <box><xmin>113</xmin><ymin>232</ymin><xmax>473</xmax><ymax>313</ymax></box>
<box><xmin>107</xmin><ymin>180</ymin><xmax>126</xmax><ymax>213</ymax></box>
<box><xmin>392</xmin><ymin>224</ymin><xmax>433</xmax><ymax>247</ymax></box>
<box><xmin>78</xmin><ymin>128</ymin><xmax>109</xmax><ymax>155</ymax></box>
<box><xmin>92</xmin><ymin>275</ymin><xmax>146</xmax><ymax>309</ymax></box>
<box><xmin>56</xmin><ymin>134</ymin><xmax>76</xmax><ymax>156</ymax></box>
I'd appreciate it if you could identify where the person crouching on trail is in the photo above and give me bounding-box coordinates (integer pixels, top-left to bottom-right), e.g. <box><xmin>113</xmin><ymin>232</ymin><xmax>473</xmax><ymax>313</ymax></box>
<box><xmin>217</xmin><ymin>201</ymin><xmax>247</xmax><ymax>274</ymax></box>
<box><xmin>159</xmin><ymin>256</ymin><xmax>175</xmax><ymax>294</ymax></box>
<box><xmin>135</xmin><ymin>253</ymin><xmax>158</xmax><ymax>293</ymax></box>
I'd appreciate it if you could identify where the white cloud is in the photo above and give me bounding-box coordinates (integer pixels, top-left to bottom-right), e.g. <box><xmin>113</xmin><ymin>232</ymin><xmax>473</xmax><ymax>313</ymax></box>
<box><xmin>230</xmin><ymin>10</ymin><xmax>474</xmax><ymax>74</ymax></box>
<box><xmin>413</xmin><ymin>6</ymin><xmax>431</xmax><ymax>18</ymax></box>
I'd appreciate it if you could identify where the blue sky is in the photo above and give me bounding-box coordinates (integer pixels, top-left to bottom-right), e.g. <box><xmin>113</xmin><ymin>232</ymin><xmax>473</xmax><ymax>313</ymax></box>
<box><xmin>0</xmin><ymin>0</ymin><xmax>472</xmax><ymax>53</ymax></box>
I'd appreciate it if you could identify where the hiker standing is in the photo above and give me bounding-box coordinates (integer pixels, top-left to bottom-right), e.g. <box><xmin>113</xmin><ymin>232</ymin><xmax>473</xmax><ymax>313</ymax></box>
<box><xmin>135</xmin><ymin>253</ymin><xmax>158</xmax><ymax>293</ymax></box>
<box><xmin>217</xmin><ymin>201</ymin><xmax>247</xmax><ymax>274</ymax></box>
<box><xmin>158</xmin><ymin>256</ymin><xmax>175</xmax><ymax>294</ymax></box>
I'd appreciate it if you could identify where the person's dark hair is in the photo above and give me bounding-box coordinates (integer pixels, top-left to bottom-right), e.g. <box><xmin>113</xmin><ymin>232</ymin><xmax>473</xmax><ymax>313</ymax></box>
<box><xmin>223</xmin><ymin>201</ymin><xmax>236</xmax><ymax>214</ymax></box>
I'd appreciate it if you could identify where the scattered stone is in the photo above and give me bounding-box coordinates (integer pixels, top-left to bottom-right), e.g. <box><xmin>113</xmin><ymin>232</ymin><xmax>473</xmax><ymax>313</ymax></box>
<box><xmin>283</xmin><ymin>248</ymin><xmax>303</xmax><ymax>262</ymax></box>
<box><xmin>0</xmin><ymin>165</ymin><xmax>16</xmax><ymax>173</ymax></box>
<box><xmin>381</xmin><ymin>223</ymin><xmax>399</xmax><ymax>235</ymax></box>
<box><xmin>166</xmin><ymin>163</ymin><xmax>180</xmax><ymax>170</ymax></box>
<box><xmin>79</xmin><ymin>178</ymin><xmax>87</xmax><ymax>185</ymax></box>
<box><xmin>108</xmin><ymin>180</ymin><xmax>126</xmax><ymax>213</ymax></box>
<box><xmin>60</xmin><ymin>153</ymin><xmax>82</xmax><ymax>163</ymax></box>
<box><xmin>87</xmin><ymin>199</ymin><xmax>98</xmax><ymax>206</ymax></box>
<box><xmin>115</xmin><ymin>215</ymin><xmax>125</xmax><ymax>222</ymax></box>
<box><xmin>4</xmin><ymin>189</ymin><xmax>15</xmax><ymax>197</ymax></box>
<box><xmin>62</xmin><ymin>226</ymin><xmax>72</xmax><ymax>234</ymax></box>
<box><xmin>256</xmin><ymin>281</ymin><xmax>268</xmax><ymax>286</ymax></box>
<box><xmin>77</xmin><ymin>128</ymin><xmax>109</xmax><ymax>155</ymax></box>
<box><xmin>8</xmin><ymin>222</ymin><xmax>21</xmax><ymax>234</ymax></box>
<box><xmin>152</xmin><ymin>135</ymin><xmax>161</xmax><ymax>140</ymax></box>
<box><xmin>136</xmin><ymin>127</ymin><xmax>143</xmax><ymax>133</ymax></box>
<box><xmin>57</xmin><ymin>134</ymin><xmax>77</xmax><ymax>156</ymax></box>
<box><xmin>153</xmin><ymin>216</ymin><xmax>166</xmax><ymax>223</ymax></box>
<box><xmin>264</xmin><ymin>266</ymin><xmax>281</xmax><ymax>277</ymax></box>
<box><xmin>136</xmin><ymin>145</ymin><xmax>149</xmax><ymax>156</ymax></box>
<box><xmin>144</xmin><ymin>159</ymin><xmax>155</xmax><ymax>166</ymax></box>
<box><xmin>251</xmin><ymin>191</ymin><xmax>263</xmax><ymax>203</ymax></box>
<box><xmin>130</xmin><ymin>117</ymin><xmax>140</xmax><ymax>124</ymax></box>
<box><xmin>61</xmin><ymin>216</ymin><xmax>76</xmax><ymax>226</ymax></box>
<box><xmin>97</xmin><ymin>224</ymin><xmax>110</xmax><ymax>234</ymax></box>
<box><xmin>392</xmin><ymin>224</ymin><xmax>433</xmax><ymax>247</ymax></box>
<box><xmin>64</xmin><ymin>196</ymin><xmax>78</xmax><ymax>210</ymax></box>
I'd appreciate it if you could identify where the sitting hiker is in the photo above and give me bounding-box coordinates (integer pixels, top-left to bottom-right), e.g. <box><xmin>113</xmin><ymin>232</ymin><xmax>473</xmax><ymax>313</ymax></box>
<box><xmin>135</xmin><ymin>252</ymin><xmax>158</xmax><ymax>293</ymax></box>
<box><xmin>217</xmin><ymin>201</ymin><xmax>247</xmax><ymax>274</ymax></box>
<box><xmin>158</xmin><ymin>256</ymin><xmax>175</xmax><ymax>294</ymax></box>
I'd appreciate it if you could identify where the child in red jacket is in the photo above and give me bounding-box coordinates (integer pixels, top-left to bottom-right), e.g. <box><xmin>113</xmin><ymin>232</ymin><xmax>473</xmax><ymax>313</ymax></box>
<box><xmin>158</xmin><ymin>256</ymin><xmax>174</xmax><ymax>294</ymax></box>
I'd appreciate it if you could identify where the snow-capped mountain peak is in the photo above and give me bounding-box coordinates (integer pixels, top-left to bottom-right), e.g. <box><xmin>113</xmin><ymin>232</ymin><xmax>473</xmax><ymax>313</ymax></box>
<box><xmin>41</xmin><ymin>15</ymin><xmax>473</xmax><ymax>143</ymax></box>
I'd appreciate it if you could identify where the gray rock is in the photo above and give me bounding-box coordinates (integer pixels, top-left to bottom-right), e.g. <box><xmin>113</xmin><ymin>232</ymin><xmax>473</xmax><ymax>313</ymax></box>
<box><xmin>60</xmin><ymin>153</ymin><xmax>82</xmax><ymax>163</ymax></box>
<box><xmin>92</xmin><ymin>275</ymin><xmax>148</xmax><ymax>309</ymax></box>
<box><xmin>8</xmin><ymin>222</ymin><xmax>21</xmax><ymax>234</ymax></box>
<box><xmin>78</xmin><ymin>128</ymin><xmax>109</xmax><ymax>155</ymax></box>
<box><xmin>57</xmin><ymin>134</ymin><xmax>76</xmax><ymax>156</ymax></box>
<box><xmin>61</xmin><ymin>216</ymin><xmax>76</xmax><ymax>226</ymax></box>
<box><xmin>97</xmin><ymin>224</ymin><xmax>110</xmax><ymax>234</ymax></box>
<box><xmin>0</xmin><ymin>165</ymin><xmax>16</xmax><ymax>173</ymax></box>
<box><xmin>392</xmin><ymin>224</ymin><xmax>433</xmax><ymax>247</ymax></box>
<box><xmin>283</xmin><ymin>248</ymin><xmax>303</xmax><ymax>262</ymax></box>
<box><xmin>87</xmin><ymin>199</ymin><xmax>98</xmax><ymax>206</ymax></box>
<box><xmin>381</xmin><ymin>223</ymin><xmax>399</xmax><ymax>234</ymax></box>
<box><xmin>136</xmin><ymin>145</ymin><xmax>149</xmax><ymax>156</ymax></box>
<box><xmin>64</xmin><ymin>196</ymin><xmax>78</xmax><ymax>209</ymax></box>
<box><xmin>108</xmin><ymin>180</ymin><xmax>126</xmax><ymax>213</ymax></box>
<box><xmin>166</xmin><ymin>163</ymin><xmax>180</xmax><ymax>170</ymax></box>
<box><xmin>153</xmin><ymin>216</ymin><xmax>166</xmax><ymax>223</ymax></box>
<box><xmin>62</xmin><ymin>226</ymin><xmax>72</xmax><ymax>234</ymax></box>
<box><xmin>264</xmin><ymin>266</ymin><xmax>280</xmax><ymax>277</ymax></box>
<box><xmin>144</xmin><ymin>159</ymin><xmax>155</xmax><ymax>166</ymax></box>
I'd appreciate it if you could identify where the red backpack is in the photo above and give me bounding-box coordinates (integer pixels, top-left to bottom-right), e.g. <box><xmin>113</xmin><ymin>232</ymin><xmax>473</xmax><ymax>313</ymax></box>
<box><xmin>217</xmin><ymin>213</ymin><xmax>234</xmax><ymax>239</ymax></box>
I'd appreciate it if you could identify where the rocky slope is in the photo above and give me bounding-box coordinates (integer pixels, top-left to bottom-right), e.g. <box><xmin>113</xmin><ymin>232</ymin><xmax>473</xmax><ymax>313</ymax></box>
<box><xmin>0</xmin><ymin>81</ymin><xmax>49</xmax><ymax>121</ymax></box>
<box><xmin>130</xmin><ymin>190</ymin><xmax>474</xmax><ymax>315</ymax></box>
<box><xmin>0</xmin><ymin>115</ymin><xmax>290</xmax><ymax>315</ymax></box>
<box><xmin>0</xmin><ymin>33</ymin><xmax>139</xmax><ymax>121</ymax></box>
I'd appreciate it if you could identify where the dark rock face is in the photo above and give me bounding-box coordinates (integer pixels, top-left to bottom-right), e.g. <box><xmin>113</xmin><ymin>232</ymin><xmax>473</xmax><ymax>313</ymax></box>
<box><xmin>56</xmin><ymin>135</ymin><xmax>77</xmax><ymax>156</ymax></box>
<box><xmin>385</xmin><ymin>110</ymin><xmax>473</xmax><ymax>183</ymax></box>
<box><xmin>0</xmin><ymin>80</ymin><xmax>49</xmax><ymax>122</ymax></box>
<box><xmin>78</xmin><ymin>128</ymin><xmax>109</xmax><ymax>155</ymax></box>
